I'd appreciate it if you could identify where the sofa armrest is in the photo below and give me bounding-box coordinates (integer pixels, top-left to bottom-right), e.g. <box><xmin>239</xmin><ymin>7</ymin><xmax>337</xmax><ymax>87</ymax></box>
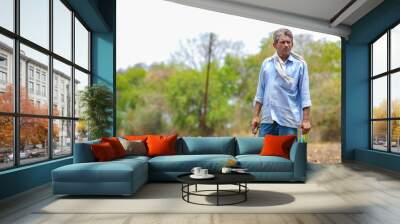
<box><xmin>289</xmin><ymin>142</ymin><xmax>307</xmax><ymax>181</ymax></box>
<box><xmin>73</xmin><ymin>140</ymin><xmax>100</xmax><ymax>163</ymax></box>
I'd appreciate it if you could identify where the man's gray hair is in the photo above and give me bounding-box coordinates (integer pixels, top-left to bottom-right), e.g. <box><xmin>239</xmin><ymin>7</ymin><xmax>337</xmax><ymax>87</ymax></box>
<box><xmin>273</xmin><ymin>28</ymin><xmax>293</xmax><ymax>44</ymax></box>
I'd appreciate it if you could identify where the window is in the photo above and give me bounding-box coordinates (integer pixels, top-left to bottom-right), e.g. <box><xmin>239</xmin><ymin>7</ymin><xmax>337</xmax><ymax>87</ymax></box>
<box><xmin>20</xmin><ymin>0</ymin><xmax>49</xmax><ymax>48</ymax></box>
<box><xmin>0</xmin><ymin>0</ymin><xmax>14</xmax><ymax>32</ymax></box>
<box><xmin>28</xmin><ymin>81</ymin><xmax>34</xmax><ymax>94</ymax></box>
<box><xmin>0</xmin><ymin>71</ymin><xmax>6</xmax><ymax>85</ymax></box>
<box><xmin>36</xmin><ymin>83</ymin><xmax>40</xmax><ymax>95</ymax></box>
<box><xmin>42</xmin><ymin>85</ymin><xmax>46</xmax><ymax>97</ymax></box>
<box><xmin>0</xmin><ymin>54</ymin><xmax>7</xmax><ymax>89</ymax></box>
<box><xmin>371</xmin><ymin>23</ymin><xmax>400</xmax><ymax>154</ymax></box>
<box><xmin>53</xmin><ymin>0</ymin><xmax>72</xmax><ymax>60</ymax></box>
<box><xmin>0</xmin><ymin>34</ymin><xmax>13</xmax><ymax>113</ymax></box>
<box><xmin>75</xmin><ymin>18</ymin><xmax>89</xmax><ymax>69</ymax></box>
<box><xmin>0</xmin><ymin>55</ymin><xmax>7</xmax><ymax>67</ymax></box>
<box><xmin>35</xmin><ymin>70</ymin><xmax>41</xmax><ymax>81</ymax></box>
<box><xmin>29</xmin><ymin>67</ymin><xmax>34</xmax><ymax>80</ymax></box>
<box><xmin>0</xmin><ymin>0</ymin><xmax>91</xmax><ymax>170</ymax></box>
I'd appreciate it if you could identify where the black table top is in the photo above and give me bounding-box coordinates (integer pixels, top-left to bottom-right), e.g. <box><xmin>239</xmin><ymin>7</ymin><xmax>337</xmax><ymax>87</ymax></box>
<box><xmin>177</xmin><ymin>172</ymin><xmax>255</xmax><ymax>185</ymax></box>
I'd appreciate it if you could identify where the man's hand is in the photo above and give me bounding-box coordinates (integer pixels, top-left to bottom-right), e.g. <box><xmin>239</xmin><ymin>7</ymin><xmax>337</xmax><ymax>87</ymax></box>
<box><xmin>251</xmin><ymin>117</ymin><xmax>260</xmax><ymax>135</ymax></box>
<box><xmin>301</xmin><ymin>120</ymin><xmax>311</xmax><ymax>134</ymax></box>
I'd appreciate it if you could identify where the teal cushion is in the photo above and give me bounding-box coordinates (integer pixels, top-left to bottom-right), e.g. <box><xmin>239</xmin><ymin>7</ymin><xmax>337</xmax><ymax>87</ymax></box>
<box><xmin>52</xmin><ymin>159</ymin><xmax>147</xmax><ymax>183</ymax></box>
<box><xmin>180</xmin><ymin>137</ymin><xmax>235</xmax><ymax>155</ymax></box>
<box><xmin>149</xmin><ymin>154</ymin><xmax>235</xmax><ymax>172</ymax></box>
<box><xmin>73</xmin><ymin>139</ymin><xmax>100</xmax><ymax>163</ymax></box>
<box><xmin>236</xmin><ymin>137</ymin><xmax>264</xmax><ymax>155</ymax></box>
<box><xmin>236</xmin><ymin>155</ymin><xmax>293</xmax><ymax>172</ymax></box>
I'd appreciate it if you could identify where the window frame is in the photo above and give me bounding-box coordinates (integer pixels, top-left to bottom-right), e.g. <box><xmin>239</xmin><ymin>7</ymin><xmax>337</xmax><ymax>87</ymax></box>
<box><xmin>370</xmin><ymin>21</ymin><xmax>400</xmax><ymax>154</ymax></box>
<box><xmin>0</xmin><ymin>0</ymin><xmax>92</xmax><ymax>171</ymax></box>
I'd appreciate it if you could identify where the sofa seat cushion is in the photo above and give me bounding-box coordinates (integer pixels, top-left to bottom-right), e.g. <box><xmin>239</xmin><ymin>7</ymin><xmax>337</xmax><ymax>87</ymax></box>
<box><xmin>236</xmin><ymin>155</ymin><xmax>293</xmax><ymax>172</ymax></box>
<box><xmin>149</xmin><ymin>154</ymin><xmax>235</xmax><ymax>172</ymax></box>
<box><xmin>52</xmin><ymin>159</ymin><xmax>147</xmax><ymax>183</ymax></box>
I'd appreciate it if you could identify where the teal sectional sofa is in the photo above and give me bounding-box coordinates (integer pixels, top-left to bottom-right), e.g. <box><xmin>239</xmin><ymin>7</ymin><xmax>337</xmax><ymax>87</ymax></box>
<box><xmin>52</xmin><ymin>137</ymin><xmax>306</xmax><ymax>196</ymax></box>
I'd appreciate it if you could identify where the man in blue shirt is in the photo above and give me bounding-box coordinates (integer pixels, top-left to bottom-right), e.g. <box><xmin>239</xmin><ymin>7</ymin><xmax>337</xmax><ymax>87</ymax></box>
<box><xmin>251</xmin><ymin>28</ymin><xmax>312</xmax><ymax>137</ymax></box>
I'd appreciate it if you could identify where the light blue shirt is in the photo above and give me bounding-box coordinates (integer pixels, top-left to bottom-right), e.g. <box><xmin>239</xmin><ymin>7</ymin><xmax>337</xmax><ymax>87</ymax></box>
<box><xmin>254</xmin><ymin>54</ymin><xmax>312</xmax><ymax>128</ymax></box>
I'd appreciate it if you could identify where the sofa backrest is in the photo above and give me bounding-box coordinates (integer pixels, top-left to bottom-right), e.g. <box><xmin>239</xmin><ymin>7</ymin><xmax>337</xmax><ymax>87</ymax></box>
<box><xmin>235</xmin><ymin>137</ymin><xmax>264</xmax><ymax>155</ymax></box>
<box><xmin>73</xmin><ymin>139</ymin><xmax>100</xmax><ymax>163</ymax></box>
<box><xmin>178</xmin><ymin>137</ymin><xmax>236</xmax><ymax>155</ymax></box>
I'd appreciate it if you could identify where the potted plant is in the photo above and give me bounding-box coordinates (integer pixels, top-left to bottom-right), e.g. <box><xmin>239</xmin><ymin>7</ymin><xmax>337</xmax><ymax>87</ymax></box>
<box><xmin>79</xmin><ymin>84</ymin><xmax>113</xmax><ymax>140</ymax></box>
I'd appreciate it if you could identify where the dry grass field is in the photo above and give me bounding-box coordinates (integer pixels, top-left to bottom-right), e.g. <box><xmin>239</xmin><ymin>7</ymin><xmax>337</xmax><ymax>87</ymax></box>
<box><xmin>307</xmin><ymin>142</ymin><xmax>341</xmax><ymax>164</ymax></box>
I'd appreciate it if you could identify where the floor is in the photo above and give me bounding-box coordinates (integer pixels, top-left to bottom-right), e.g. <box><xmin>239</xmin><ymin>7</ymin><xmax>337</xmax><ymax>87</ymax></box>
<box><xmin>1</xmin><ymin>162</ymin><xmax>400</xmax><ymax>224</ymax></box>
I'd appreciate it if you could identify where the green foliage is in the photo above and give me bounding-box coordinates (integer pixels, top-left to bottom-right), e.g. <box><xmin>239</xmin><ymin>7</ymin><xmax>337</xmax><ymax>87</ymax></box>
<box><xmin>117</xmin><ymin>33</ymin><xmax>342</xmax><ymax>142</ymax></box>
<box><xmin>80</xmin><ymin>84</ymin><xmax>113</xmax><ymax>140</ymax></box>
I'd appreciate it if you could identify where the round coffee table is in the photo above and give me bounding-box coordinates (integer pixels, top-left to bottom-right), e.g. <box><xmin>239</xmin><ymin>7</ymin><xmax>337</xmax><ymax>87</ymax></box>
<box><xmin>177</xmin><ymin>172</ymin><xmax>255</xmax><ymax>206</ymax></box>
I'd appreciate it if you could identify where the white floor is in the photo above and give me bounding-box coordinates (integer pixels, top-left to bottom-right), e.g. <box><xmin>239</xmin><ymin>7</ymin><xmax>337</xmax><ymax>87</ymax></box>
<box><xmin>1</xmin><ymin>162</ymin><xmax>400</xmax><ymax>224</ymax></box>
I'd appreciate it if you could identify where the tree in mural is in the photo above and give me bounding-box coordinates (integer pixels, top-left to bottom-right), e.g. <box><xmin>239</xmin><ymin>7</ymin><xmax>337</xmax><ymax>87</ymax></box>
<box><xmin>0</xmin><ymin>84</ymin><xmax>59</xmax><ymax>150</ymax></box>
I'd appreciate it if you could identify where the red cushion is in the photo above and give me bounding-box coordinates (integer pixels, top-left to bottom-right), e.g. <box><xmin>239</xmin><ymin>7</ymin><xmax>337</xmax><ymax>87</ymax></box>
<box><xmin>260</xmin><ymin>135</ymin><xmax>296</xmax><ymax>159</ymax></box>
<box><xmin>91</xmin><ymin>142</ymin><xmax>117</xmax><ymax>161</ymax></box>
<box><xmin>101</xmin><ymin>137</ymin><xmax>127</xmax><ymax>158</ymax></box>
<box><xmin>146</xmin><ymin>134</ymin><xmax>177</xmax><ymax>157</ymax></box>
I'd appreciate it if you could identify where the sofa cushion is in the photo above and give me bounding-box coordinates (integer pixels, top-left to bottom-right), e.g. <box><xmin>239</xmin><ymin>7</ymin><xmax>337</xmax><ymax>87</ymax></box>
<box><xmin>236</xmin><ymin>137</ymin><xmax>264</xmax><ymax>155</ymax></box>
<box><xmin>260</xmin><ymin>135</ymin><xmax>296</xmax><ymax>159</ymax></box>
<box><xmin>119</xmin><ymin>138</ymin><xmax>147</xmax><ymax>156</ymax></box>
<box><xmin>180</xmin><ymin>137</ymin><xmax>235</xmax><ymax>155</ymax></box>
<box><xmin>236</xmin><ymin>155</ymin><xmax>293</xmax><ymax>172</ymax></box>
<box><xmin>148</xmin><ymin>154</ymin><xmax>235</xmax><ymax>172</ymax></box>
<box><xmin>91</xmin><ymin>142</ymin><xmax>118</xmax><ymax>161</ymax></box>
<box><xmin>52</xmin><ymin>159</ymin><xmax>147</xmax><ymax>183</ymax></box>
<box><xmin>101</xmin><ymin>137</ymin><xmax>127</xmax><ymax>158</ymax></box>
<box><xmin>147</xmin><ymin>134</ymin><xmax>178</xmax><ymax>157</ymax></box>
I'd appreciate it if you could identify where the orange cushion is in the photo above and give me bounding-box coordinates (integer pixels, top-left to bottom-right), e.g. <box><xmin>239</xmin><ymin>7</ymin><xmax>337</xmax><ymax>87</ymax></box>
<box><xmin>91</xmin><ymin>142</ymin><xmax>117</xmax><ymax>161</ymax></box>
<box><xmin>146</xmin><ymin>134</ymin><xmax>177</xmax><ymax>157</ymax></box>
<box><xmin>124</xmin><ymin>135</ymin><xmax>148</xmax><ymax>141</ymax></box>
<box><xmin>260</xmin><ymin>135</ymin><xmax>297</xmax><ymax>159</ymax></box>
<box><xmin>101</xmin><ymin>137</ymin><xmax>127</xmax><ymax>158</ymax></box>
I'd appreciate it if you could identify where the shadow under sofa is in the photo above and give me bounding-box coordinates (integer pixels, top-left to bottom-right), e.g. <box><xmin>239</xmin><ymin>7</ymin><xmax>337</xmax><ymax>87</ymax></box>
<box><xmin>52</xmin><ymin>137</ymin><xmax>307</xmax><ymax>196</ymax></box>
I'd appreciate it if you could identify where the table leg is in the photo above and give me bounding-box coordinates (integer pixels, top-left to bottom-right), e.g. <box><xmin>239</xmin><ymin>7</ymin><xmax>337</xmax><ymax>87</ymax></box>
<box><xmin>195</xmin><ymin>184</ymin><xmax>197</xmax><ymax>192</ymax></box>
<box><xmin>245</xmin><ymin>183</ymin><xmax>247</xmax><ymax>201</ymax></box>
<box><xmin>217</xmin><ymin>184</ymin><xmax>219</xmax><ymax>206</ymax></box>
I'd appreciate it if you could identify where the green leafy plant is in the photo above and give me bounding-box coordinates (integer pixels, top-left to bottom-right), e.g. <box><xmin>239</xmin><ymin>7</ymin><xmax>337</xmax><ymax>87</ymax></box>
<box><xmin>80</xmin><ymin>84</ymin><xmax>113</xmax><ymax>140</ymax></box>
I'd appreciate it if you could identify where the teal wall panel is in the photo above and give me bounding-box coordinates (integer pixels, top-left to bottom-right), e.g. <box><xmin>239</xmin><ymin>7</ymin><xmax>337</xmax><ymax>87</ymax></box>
<box><xmin>0</xmin><ymin>158</ymin><xmax>72</xmax><ymax>199</ymax></box>
<box><xmin>343</xmin><ymin>0</ymin><xmax>400</xmax><ymax>172</ymax></box>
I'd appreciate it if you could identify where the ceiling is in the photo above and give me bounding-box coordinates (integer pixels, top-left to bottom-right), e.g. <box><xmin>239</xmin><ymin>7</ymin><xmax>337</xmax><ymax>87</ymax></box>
<box><xmin>166</xmin><ymin>0</ymin><xmax>384</xmax><ymax>38</ymax></box>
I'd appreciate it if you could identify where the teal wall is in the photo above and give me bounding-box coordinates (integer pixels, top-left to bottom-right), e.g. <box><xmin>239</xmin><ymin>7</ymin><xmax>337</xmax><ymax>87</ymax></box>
<box><xmin>343</xmin><ymin>0</ymin><xmax>400</xmax><ymax>171</ymax></box>
<box><xmin>0</xmin><ymin>0</ymin><xmax>116</xmax><ymax>200</ymax></box>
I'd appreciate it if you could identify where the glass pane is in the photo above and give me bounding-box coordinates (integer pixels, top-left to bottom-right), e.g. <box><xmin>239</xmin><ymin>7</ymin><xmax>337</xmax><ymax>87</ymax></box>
<box><xmin>20</xmin><ymin>117</ymin><xmax>49</xmax><ymax>165</ymax></box>
<box><xmin>74</xmin><ymin>18</ymin><xmax>89</xmax><ymax>69</ymax></box>
<box><xmin>74</xmin><ymin>69</ymin><xmax>89</xmax><ymax>118</ymax></box>
<box><xmin>20</xmin><ymin>0</ymin><xmax>49</xmax><ymax>49</ymax></box>
<box><xmin>0</xmin><ymin>34</ymin><xmax>14</xmax><ymax>112</ymax></box>
<box><xmin>53</xmin><ymin>119</ymin><xmax>72</xmax><ymax>157</ymax></box>
<box><xmin>391</xmin><ymin>120</ymin><xmax>400</xmax><ymax>153</ymax></box>
<box><xmin>391</xmin><ymin>72</ymin><xmax>400</xmax><ymax>118</ymax></box>
<box><xmin>20</xmin><ymin>44</ymin><xmax>49</xmax><ymax>115</ymax></box>
<box><xmin>372</xmin><ymin>33</ymin><xmax>387</xmax><ymax>76</ymax></box>
<box><xmin>75</xmin><ymin>120</ymin><xmax>88</xmax><ymax>143</ymax></box>
<box><xmin>0</xmin><ymin>0</ymin><xmax>14</xmax><ymax>31</ymax></box>
<box><xmin>372</xmin><ymin>121</ymin><xmax>387</xmax><ymax>151</ymax></box>
<box><xmin>53</xmin><ymin>0</ymin><xmax>72</xmax><ymax>60</ymax></box>
<box><xmin>53</xmin><ymin>59</ymin><xmax>72</xmax><ymax>117</ymax></box>
<box><xmin>391</xmin><ymin>24</ymin><xmax>400</xmax><ymax>70</ymax></box>
<box><xmin>372</xmin><ymin>77</ymin><xmax>387</xmax><ymax>119</ymax></box>
<box><xmin>0</xmin><ymin>116</ymin><xmax>13</xmax><ymax>170</ymax></box>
